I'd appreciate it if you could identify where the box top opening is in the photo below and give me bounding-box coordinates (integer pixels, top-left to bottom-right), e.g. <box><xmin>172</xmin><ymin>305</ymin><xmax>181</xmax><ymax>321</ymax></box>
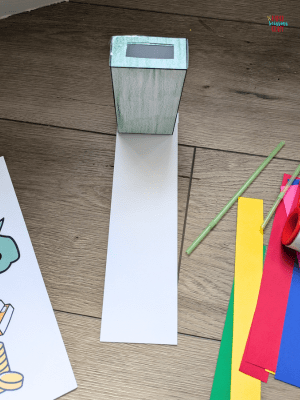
<box><xmin>110</xmin><ymin>36</ymin><xmax>188</xmax><ymax>70</ymax></box>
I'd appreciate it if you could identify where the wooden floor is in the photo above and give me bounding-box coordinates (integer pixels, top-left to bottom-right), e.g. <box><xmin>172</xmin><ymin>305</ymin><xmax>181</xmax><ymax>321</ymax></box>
<box><xmin>0</xmin><ymin>1</ymin><xmax>300</xmax><ymax>398</ymax></box>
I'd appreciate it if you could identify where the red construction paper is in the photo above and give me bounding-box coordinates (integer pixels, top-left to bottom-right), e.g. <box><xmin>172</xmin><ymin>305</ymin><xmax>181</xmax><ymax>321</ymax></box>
<box><xmin>242</xmin><ymin>174</ymin><xmax>300</xmax><ymax>373</ymax></box>
<box><xmin>240</xmin><ymin>247</ymin><xmax>269</xmax><ymax>383</ymax></box>
<box><xmin>240</xmin><ymin>335</ymin><xmax>269</xmax><ymax>382</ymax></box>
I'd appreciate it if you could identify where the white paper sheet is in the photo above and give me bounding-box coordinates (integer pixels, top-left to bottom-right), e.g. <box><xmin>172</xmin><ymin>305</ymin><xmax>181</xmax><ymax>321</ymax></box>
<box><xmin>0</xmin><ymin>157</ymin><xmax>77</xmax><ymax>399</ymax></box>
<box><xmin>100</xmin><ymin>115</ymin><xmax>178</xmax><ymax>345</ymax></box>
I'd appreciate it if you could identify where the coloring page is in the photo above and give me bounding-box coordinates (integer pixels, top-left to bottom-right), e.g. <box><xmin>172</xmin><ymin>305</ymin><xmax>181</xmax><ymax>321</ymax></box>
<box><xmin>0</xmin><ymin>157</ymin><xmax>77</xmax><ymax>399</ymax></box>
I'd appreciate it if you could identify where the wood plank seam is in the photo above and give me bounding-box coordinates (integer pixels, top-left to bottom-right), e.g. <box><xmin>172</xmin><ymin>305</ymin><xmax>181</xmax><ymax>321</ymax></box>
<box><xmin>0</xmin><ymin>117</ymin><xmax>117</xmax><ymax>138</ymax></box>
<box><xmin>68</xmin><ymin>0</ymin><xmax>300</xmax><ymax>29</ymax></box>
<box><xmin>54</xmin><ymin>308</ymin><xmax>222</xmax><ymax>341</ymax></box>
<box><xmin>2</xmin><ymin>118</ymin><xmax>299</xmax><ymax>164</ymax></box>
<box><xmin>187</xmin><ymin>146</ymin><xmax>300</xmax><ymax>166</ymax></box>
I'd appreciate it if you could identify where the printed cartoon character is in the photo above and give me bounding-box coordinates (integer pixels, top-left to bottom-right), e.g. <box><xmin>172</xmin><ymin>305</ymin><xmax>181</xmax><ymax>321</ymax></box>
<box><xmin>0</xmin><ymin>219</ymin><xmax>20</xmax><ymax>274</ymax></box>
<box><xmin>0</xmin><ymin>342</ymin><xmax>24</xmax><ymax>394</ymax></box>
<box><xmin>0</xmin><ymin>300</ymin><xmax>14</xmax><ymax>336</ymax></box>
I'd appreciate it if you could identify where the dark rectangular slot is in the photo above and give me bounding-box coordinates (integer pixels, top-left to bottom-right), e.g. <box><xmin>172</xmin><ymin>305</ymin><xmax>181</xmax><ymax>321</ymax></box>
<box><xmin>126</xmin><ymin>44</ymin><xmax>174</xmax><ymax>59</ymax></box>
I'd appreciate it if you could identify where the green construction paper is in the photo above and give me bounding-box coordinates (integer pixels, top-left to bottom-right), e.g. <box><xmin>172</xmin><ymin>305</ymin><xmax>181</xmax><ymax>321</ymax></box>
<box><xmin>210</xmin><ymin>245</ymin><xmax>267</xmax><ymax>400</ymax></box>
<box><xmin>210</xmin><ymin>282</ymin><xmax>234</xmax><ymax>400</ymax></box>
<box><xmin>263</xmin><ymin>245</ymin><xmax>267</xmax><ymax>266</ymax></box>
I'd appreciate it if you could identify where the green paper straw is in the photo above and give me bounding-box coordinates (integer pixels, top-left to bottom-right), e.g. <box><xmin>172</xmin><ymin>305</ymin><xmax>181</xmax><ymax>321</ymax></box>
<box><xmin>261</xmin><ymin>163</ymin><xmax>300</xmax><ymax>230</ymax></box>
<box><xmin>186</xmin><ymin>141</ymin><xmax>285</xmax><ymax>255</ymax></box>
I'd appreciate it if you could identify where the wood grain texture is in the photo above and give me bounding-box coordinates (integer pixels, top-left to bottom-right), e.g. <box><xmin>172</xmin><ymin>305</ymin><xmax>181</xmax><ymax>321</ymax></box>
<box><xmin>2</xmin><ymin>4</ymin><xmax>300</xmax><ymax>399</ymax></box>
<box><xmin>178</xmin><ymin>148</ymin><xmax>300</xmax><ymax>339</ymax></box>
<box><xmin>56</xmin><ymin>311</ymin><xmax>300</xmax><ymax>399</ymax></box>
<box><xmin>262</xmin><ymin>375</ymin><xmax>300</xmax><ymax>400</ymax></box>
<box><xmin>0</xmin><ymin>3</ymin><xmax>299</xmax><ymax>157</ymax></box>
<box><xmin>56</xmin><ymin>311</ymin><xmax>219</xmax><ymax>400</ymax></box>
<box><xmin>0</xmin><ymin>119</ymin><xmax>193</xmax><ymax>318</ymax></box>
<box><xmin>71</xmin><ymin>0</ymin><xmax>300</xmax><ymax>27</ymax></box>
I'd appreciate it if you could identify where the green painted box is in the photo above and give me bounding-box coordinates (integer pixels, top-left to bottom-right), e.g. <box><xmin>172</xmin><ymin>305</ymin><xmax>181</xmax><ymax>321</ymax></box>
<box><xmin>110</xmin><ymin>36</ymin><xmax>188</xmax><ymax>135</ymax></box>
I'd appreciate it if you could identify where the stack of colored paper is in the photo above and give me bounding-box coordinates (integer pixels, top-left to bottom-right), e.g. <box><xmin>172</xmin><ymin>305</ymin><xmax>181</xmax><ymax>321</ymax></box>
<box><xmin>241</xmin><ymin>175</ymin><xmax>300</xmax><ymax>388</ymax></box>
<box><xmin>210</xmin><ymin>174</ymin><xmax>300</xmax><ymax>400</ymax></box>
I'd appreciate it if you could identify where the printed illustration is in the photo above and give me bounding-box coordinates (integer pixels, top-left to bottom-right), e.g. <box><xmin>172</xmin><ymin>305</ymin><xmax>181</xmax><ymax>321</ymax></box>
<box><xmin>0</xmin><ymin>219</ymin><xmax>20</xmax><ymax>274</ymax></box>
<box><xmin>0</xmin><ymin>342</ymin><xmax>24</xmax><ymax>394</ymax></box>
<box><xmin>0</xmin><ymin>301</ymin><xmax>14</xmax><ymax>336</ymax></box>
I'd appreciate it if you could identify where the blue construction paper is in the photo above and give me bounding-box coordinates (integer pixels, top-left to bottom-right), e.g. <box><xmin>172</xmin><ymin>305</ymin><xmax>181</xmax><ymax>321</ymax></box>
<box><xmin>288</xmin><ymin>179</ymin><xmax>300</xmax><ymax>185</ymax></box>
<box><xmin>275</xmin><ymin>256</ymin><xmax>300</xmax><ymax>387</ymax></box>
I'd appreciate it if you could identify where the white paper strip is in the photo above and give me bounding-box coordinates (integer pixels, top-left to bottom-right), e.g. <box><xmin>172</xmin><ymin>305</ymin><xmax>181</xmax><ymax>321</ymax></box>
<box><xmin>0</xmin><ymin>157</ymin><xmax>77</xmax><ymax>399</ymax></box>
<box><xmin>100</xmin><ymin>115</ymin><xmax>178</xmax><ymax>345</ymax></box>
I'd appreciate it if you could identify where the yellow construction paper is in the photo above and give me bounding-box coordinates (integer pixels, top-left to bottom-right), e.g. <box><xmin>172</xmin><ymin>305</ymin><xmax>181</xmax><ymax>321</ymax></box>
<box><xmin>266</xmin><ymin>370</ymin><xmax>275</xmax><ymax>375</ymax></box>
<box><xmin>231</xmin><ymin>197</ymin><xmax>263</xmax><ymax>400</ymax></box>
